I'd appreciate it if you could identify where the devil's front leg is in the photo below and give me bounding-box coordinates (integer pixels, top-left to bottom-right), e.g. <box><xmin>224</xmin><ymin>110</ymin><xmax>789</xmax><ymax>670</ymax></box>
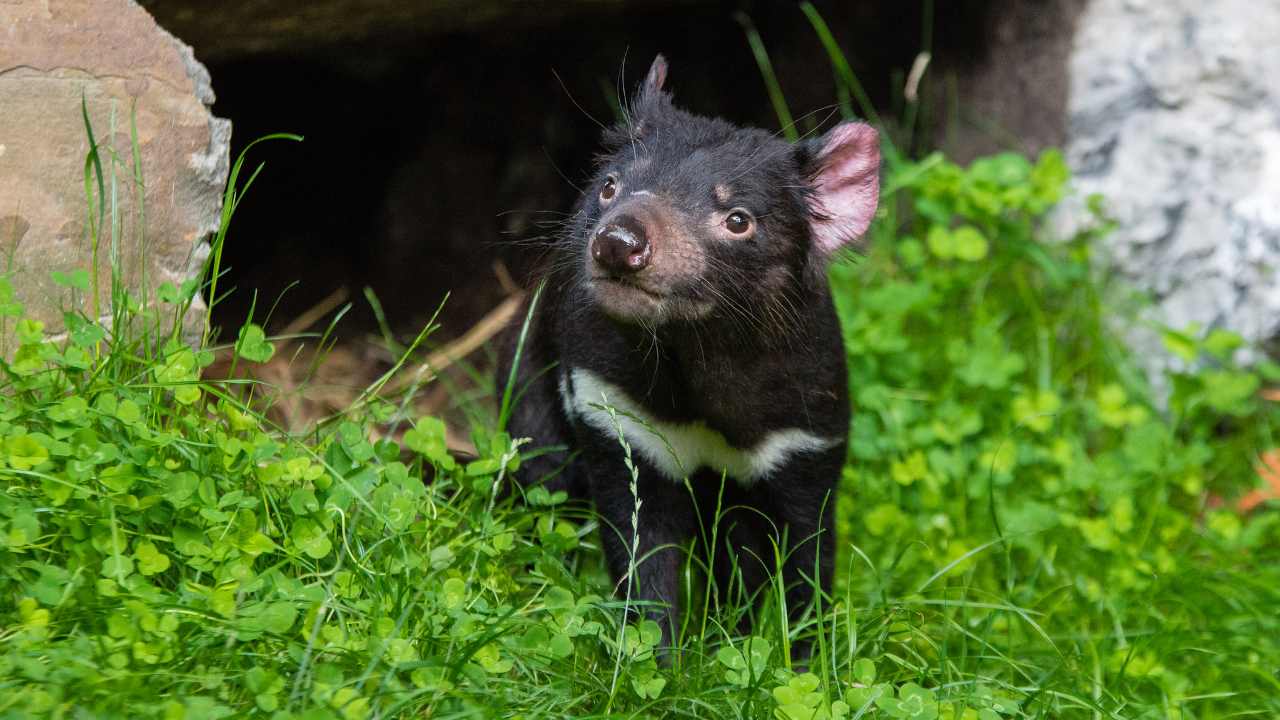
<box><xmin>496</xmin><ymin>301</ymin><xmax>580</xmax><ymax>496</ymax></box>
<box><xmin>580</xmin><ymin>438</ymin><xmax>696</xmax><ymax>654</ymax></box>
<box><xmin>762</xmin><ymin>450</ymin><xmax>841</xmax><ymax>627</ymax></box>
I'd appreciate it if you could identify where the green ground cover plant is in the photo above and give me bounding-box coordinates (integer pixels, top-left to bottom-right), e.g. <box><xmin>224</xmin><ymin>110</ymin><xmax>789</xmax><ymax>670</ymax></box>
<box><xmin>3</xmin><ymin>11</ymin><xmax>1279</xmax><ymax>718</ymax></box>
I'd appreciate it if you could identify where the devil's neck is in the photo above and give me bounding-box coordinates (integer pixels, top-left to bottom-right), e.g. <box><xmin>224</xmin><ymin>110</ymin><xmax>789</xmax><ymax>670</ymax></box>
<box><xmin>603</xmin><ymin>303</ymin><xmax>817</xmax><ymax>377</ymax></box>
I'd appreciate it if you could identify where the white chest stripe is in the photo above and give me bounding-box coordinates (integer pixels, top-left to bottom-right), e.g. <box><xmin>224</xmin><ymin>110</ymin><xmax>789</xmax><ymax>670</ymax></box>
<box><xmin>561</xmin><ymin>368</ymin><xmax>841</xmax><ymax>484</ymax></box>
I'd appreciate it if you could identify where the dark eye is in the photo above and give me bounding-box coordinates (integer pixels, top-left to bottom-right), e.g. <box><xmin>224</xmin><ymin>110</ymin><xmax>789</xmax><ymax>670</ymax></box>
<box><xmin>725</xmin><ymin>210</ymin><xmax>752</xmax><ymax>235</ymax></box>
<box><xmin>600</xmin><ymin>176</ymin><xmax>618</xmax><ymax>202</ymax></box>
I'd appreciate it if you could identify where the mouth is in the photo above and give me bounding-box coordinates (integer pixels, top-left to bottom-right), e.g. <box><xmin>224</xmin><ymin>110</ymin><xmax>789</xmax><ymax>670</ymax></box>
<box><xmin>587</xmin><ymin>275</ymin><xmax>715</xmax><ymax>325</ymax></box>
<box><xmin>587</xmin><ymin>275</ymin><xmax>669</xmax><ymax>323</ymax></box>
<box><xmin>590</xmin><ymin>275</ymin><xmax>667</xmax><ymax>301</ymax></box>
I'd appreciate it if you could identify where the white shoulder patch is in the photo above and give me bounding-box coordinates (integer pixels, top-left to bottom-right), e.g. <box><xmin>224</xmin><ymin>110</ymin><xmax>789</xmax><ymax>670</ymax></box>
<box><xmin>561</xmin><ymin>368</ymin><xmax>841</xmax><ymax>484</ymax></box>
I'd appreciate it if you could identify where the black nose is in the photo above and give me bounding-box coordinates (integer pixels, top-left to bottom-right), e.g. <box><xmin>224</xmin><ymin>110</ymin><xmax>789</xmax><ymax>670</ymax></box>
<box><xmin>591</xmin><ymin>216</ymin><xmax>651</xmax><ymax>275</ymax></box>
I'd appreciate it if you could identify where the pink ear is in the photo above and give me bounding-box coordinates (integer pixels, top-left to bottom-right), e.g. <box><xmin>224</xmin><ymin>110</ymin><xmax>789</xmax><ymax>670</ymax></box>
<box><xmin>644</xmin><ymin>54</ymin><xmax>668</xmax><ymax>94</ymax></box>
<box><xmin>808</xmin><ymin>122</ymin><xmax>881</xmax><ymax>255</ymax></box>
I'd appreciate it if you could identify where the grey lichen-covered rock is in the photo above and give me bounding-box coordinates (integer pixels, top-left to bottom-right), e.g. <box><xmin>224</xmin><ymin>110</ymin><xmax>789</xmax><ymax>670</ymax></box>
<box><xmin>0</xmin><ymin>0</ymin><xmax>230</xmax><ymax>344</ymax></box>
<box><xmin>1058</xmin><ymin>0</ymin><xmax>1280</xmax><ymax>363</ymax></box>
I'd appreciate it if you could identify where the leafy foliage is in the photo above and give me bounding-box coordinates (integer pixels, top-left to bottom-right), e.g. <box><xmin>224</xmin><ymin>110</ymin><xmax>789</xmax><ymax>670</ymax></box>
<box><xmin>0</xmin><ymin>293</ymin><xmax>644</xmax><ymax>717</ymax></box>
<box><xmin>829</xmin><ymin>149</ymin><xmax>1280</xmax><ymax>717</ymax></box>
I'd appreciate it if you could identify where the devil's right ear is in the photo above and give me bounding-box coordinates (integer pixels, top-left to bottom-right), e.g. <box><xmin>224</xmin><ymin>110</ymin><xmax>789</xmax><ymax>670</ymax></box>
<box><xmin>602</xmin><ymin>54</ymin><xmax>670</xmax><ymax>147</ymax></box>
<box><xmin>640</xmin><ymin>54</ymin><xmax>668</xmax><ymax>99</ymax></box>
<box><xmin>631</xmin><ymin>54</ymin><xmax>670</xmax><ymax>128</ymax></box>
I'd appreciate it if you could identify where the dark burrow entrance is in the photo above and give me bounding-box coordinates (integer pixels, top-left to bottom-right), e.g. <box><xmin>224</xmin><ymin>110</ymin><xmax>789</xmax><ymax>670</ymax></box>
<box><xmin>145</xmin><ymin>0</ymin><xmax>1069</xmax><ymax>425</ymax></box>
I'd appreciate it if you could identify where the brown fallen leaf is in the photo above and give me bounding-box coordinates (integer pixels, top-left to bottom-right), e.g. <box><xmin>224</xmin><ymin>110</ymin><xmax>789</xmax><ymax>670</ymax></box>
<box><xmin>1239</xmin><ymin>449</ymin><xmax>1280</xmax><ymax>514</ymax></box>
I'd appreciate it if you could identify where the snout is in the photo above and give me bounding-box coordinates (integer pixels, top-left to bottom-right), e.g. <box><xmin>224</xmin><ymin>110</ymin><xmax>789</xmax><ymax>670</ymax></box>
<box><xmin>591</xmin><ymin>214</ymin><xmax>651</xmax><ymax>275</ymax></box>
<box><xmin>585</xmin><ymin>197</ymin><xmax>711</xmax><ymax>324</ymax></box>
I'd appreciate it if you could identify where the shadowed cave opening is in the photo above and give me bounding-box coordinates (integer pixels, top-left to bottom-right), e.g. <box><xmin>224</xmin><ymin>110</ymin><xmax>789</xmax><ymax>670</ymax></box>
<box><xmin>192</xmin><ymin>1</ymin><xmax>1002</xmax><ymax>344</ymax></box>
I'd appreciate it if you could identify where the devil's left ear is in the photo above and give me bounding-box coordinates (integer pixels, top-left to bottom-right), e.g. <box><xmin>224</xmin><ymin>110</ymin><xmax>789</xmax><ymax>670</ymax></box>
<box><xmin>803</xmin><ymin>121</ymin><xmax>881</xmax><ymax>256</ymax></box>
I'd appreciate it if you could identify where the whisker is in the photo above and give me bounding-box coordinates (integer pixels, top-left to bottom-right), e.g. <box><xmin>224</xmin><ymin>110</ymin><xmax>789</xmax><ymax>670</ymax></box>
<box><xmin>552</xmin><ymin>67</ymin><xmax>606</xmax><ymax>131</ymax></box>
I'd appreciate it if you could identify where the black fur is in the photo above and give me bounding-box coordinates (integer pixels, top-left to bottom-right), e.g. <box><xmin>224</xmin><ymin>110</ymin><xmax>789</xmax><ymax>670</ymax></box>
<box><xmin>497</xmin><ymin>55</ymin><xmax>871</xmax><ymax>652</ymax></box>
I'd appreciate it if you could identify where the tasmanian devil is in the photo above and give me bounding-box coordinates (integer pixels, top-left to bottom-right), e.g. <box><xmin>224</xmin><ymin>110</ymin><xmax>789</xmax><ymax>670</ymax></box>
<box><xmin>497</xmin><ymin>55</ymin><xmax>880</xmax><ymax>650</ymax></box>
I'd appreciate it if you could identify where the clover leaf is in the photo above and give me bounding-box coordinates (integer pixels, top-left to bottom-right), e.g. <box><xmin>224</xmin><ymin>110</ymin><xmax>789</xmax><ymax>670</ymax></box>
<box><xmin>234</xmin><ymin>323</ymin><xmax>275</xmax><ymax>363</ymax></box>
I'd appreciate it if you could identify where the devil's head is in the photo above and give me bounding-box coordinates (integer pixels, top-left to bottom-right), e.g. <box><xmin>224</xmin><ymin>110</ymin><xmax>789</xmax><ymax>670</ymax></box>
<box><xmin>569</xmin><ymin>55</ymin><xmax>880</xmax><ymax>335</ymax></box>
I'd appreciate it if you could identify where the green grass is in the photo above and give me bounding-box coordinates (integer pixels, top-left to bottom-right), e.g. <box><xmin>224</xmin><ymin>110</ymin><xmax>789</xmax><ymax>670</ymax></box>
<box><xmin>2</xmin><ymin>7</ymin><xmax>1280</xmax><ymax>719</ymax></box>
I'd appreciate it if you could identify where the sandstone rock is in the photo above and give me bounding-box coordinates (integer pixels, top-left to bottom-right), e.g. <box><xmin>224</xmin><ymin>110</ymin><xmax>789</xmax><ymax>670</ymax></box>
<box><xmin>1058</xmin><ymin>0</ymin><xmax>1280</xmax><ymax>367</ymax></box>
<box><xmin>0</xmin><ymin>0</ymin><xmax>230</xmax><ymax>345</ymax></box>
